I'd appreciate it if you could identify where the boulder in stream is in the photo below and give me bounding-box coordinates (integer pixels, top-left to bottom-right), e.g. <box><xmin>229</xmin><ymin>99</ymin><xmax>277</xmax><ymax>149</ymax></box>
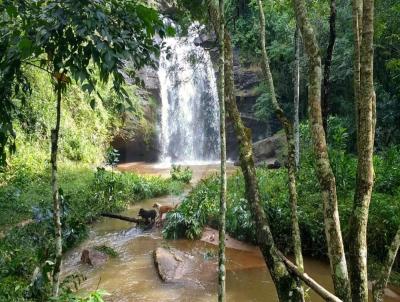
<box><xmin>80</xmin><ymin>248</ymin><xmax>109</xmax><ymax>267</ymax></box>
<box><xmin>154</xmin><ymin>247</ymin><xmax>194</xmax><ymax>282</ymax></box>
<box><xmin>154</xmin><ymin>247</ymin><xmax>216</xmax><ymax>285</ymax></box>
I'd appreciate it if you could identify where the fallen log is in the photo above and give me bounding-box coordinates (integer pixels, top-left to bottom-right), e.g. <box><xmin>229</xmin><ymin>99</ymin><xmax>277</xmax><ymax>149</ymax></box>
<box><xmin>101</xmin><ymin>213</ymin><xmax>142</xmax><ymax>223</ymax></box>
<box><xmin>277</xmin><ymin>250</ymin><xmax>342</xmax><ymax>302</ymax></box>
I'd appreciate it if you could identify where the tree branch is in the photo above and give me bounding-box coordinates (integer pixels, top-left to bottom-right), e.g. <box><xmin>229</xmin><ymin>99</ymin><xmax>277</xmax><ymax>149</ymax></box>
<box><xmin>22</xmin><ymin>61</ymin><xmax>52</xmax><ymax>75</ymax></box>
<box><xmin>277</xmin><ymin>251</ymin><xmax>343</xmax><ymax>302</ymax></box>
<box><xmin>101</xmin><ymin>212</ymin><xmax>143</xmax><ymax>223</ymax></box>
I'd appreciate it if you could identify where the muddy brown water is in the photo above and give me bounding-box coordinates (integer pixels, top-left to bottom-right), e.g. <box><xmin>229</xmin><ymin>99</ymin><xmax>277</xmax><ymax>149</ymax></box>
<box><xmin>62</xmin><ymin>163</ymin><xmax>400</xmax><ymax>301</ymax></box>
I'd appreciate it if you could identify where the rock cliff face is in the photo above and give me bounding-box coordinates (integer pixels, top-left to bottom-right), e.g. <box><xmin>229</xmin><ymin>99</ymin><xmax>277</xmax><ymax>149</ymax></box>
<box><xmin>112</xmin><ymin>17</ymin><xmax>279</xmax><ymax>162</ymax></box>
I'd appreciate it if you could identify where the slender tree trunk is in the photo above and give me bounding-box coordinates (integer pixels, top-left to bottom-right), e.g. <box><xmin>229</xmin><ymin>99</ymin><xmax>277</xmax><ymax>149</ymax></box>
<box><xmin>294</xmin><ymin>26</ymin><xmax>301</xmax><ymax>169</ymax></box>
<box><xmin>292</xmin><ymin>0</ymin><xmax>351</xmax><ymax>300</ymax></box>
<box><xmin>257</xmin><ymin>1</ymin><xmax>304</xmax><ymax>300</ymax></box>
<box><xmin>51</xmin><ymin>81</ymin><xmax>63</xmax><ymax>297</ymax></box>
<box><xmin>209</xmin><ymin>7</ymin><xmax>304</xmax><ymax>302</ymax></box>
<box><xmin>372</xmin><ymin>228</ymin><xmax>400</xmax><ymax>302</ymax></box>
<box><xmin>321</xmin><ymin>0</ymin><xmax>337</xmax><ymax>135</ymax></box>
<box><xmin>206</xmin><ymin>3</ymin><xmax>303</xmax><ymax>301</ymax></box>
<box><xmin>217</xmin><ymin>0</ymin><xmax>227</xmax><ymax>300</ymax></box>
<box><xmin>348</xmin><ymin>0</ymin><xmax>376</xmax><ymax>300</ymax></box>
<box><xmin>352</xmin><ymin>0</ymin><xmax>363</xmax><ymax>136</ymax></box>
<box><xmin>225</xmin><ymin>33</ymin><xmax>302</xmax><ymax>301</ymax></box>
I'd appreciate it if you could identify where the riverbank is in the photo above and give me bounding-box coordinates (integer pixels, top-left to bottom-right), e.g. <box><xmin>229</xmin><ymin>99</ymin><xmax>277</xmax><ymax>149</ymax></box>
<box><xmin>163</xmin><ymin>154</ymin><xmax>400</xmax><ymax>290</ymax></box>
<box><xmin>60</xmin><ymin>163</ymin><xmax>400</xmax><ymax>301</ymax></box>
<box><xmin>0</xmin><ymin>162</ymin><xmax>185</xmax><ymax>301</ymax></box>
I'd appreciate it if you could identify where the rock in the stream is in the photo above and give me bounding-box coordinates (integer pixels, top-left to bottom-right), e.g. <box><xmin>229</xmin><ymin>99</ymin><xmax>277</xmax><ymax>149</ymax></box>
<box><xmin>154</xmin><ymin>247</ymin><xmax>216</xmax><ymax>285</ymax></box>
<box><xmin>80</xmin><ymin>248</ymin><xmax>108</xmax><ymax>267</ymax></box>
<box><xmin>154</xmin><ymin>247</ymin><xmax>192</xmax><ymax>282</ymax></box>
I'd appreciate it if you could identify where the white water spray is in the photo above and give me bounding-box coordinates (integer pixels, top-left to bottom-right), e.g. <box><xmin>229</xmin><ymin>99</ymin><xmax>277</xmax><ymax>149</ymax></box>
<box><xmin>158</xmin><ymin>25</ymin><xmax>220</xmax><ymax>164</ymax></box>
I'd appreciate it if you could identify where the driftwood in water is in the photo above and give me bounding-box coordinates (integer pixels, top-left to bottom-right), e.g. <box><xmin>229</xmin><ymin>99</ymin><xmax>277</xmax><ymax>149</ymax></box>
<box><xmin>101</xmin><ymin>213</ymin><xmax>142</xmax><ymax>223</ymax></box>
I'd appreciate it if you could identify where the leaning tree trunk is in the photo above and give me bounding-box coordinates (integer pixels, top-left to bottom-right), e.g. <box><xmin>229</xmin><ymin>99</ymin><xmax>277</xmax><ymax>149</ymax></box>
<box><xmin>292</xmin><ymin>0</ymin><xmax>351</xmax><ymax>300</ymax></box>
<box><xmin>348</xmin><ymin>0</ymin><xmax>376</xmax><ymax>299</ymax></box>
<box><xmin>321</xmin><ymin>0</ymin><xmax>337</xmax><ymax>135</ymax></box>
<box><xmin>372</xmin><ymin>228</ymin><xmax>400</xmax><ymax>302</ymax></box>
<box><xmin>294</xmin><ymin>26</ymin><xmax>301</xmax><ymax>169</ymax></box>
<box><xmin>217</xmin><ymin>0</ymin><xmax>227</xmax><ymax>300</ymax></box>
<box><xmin>206</xmin><ymin>3</ymin><xmax>303</xmax><ymax>300</ymax></box>
<box><xmin>51</xmin><ymin>80</ymin><xmax>63</xmax><ymax>297</ymax></box>
<box><xmin>225</xmin><ymin>33</ymin><xmax>303</xmax><ymax>302</ymax></box>
<box><xmin>256</xmin><ymin>0</ymin><xmax>304</xmax><ymax>300</ymax></box>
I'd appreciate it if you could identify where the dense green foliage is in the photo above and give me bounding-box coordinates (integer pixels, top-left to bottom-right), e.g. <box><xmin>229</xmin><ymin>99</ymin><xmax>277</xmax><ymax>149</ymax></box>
<box><xmin>0</xmin><ymin>45</ymin><xmax>182</xmax><ymax>301</ymax></box>
<box><xmin>0</xmin><ymin>0</ymin><xmax>173</xmax><ymax>164</ymax></box>
<box><xmin>163</xmin><ymin>118</ymin><xmax>400</xmax><ymax>267</ymax></box>
<box><xmin>224</xmin><ymin>0</ymin><xmax>400</xmax><ymax>148</ymax></box>
<box><xmin>170</xmin><ymin>165</ymin><xmax>193</xmax><ymax>184</ymax></box>
<box><xmin>0</xmin><ymin>162</ymin><xmax>182</xmax><ymax>301</ymax></box>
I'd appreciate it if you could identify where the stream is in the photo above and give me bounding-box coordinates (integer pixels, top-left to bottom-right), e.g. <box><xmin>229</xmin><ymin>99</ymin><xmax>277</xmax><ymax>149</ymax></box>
<box><xmin>62</xmin><ymin>163</ymin><xmax>400</xmax><ymax>302</ymax></box>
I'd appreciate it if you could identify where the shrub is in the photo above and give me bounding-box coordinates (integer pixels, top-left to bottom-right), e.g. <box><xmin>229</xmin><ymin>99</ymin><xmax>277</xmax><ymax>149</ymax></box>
<box><xmin>163</xmin><ymin>176</ymin><xmax>219</xmax><ymax>239</ymax></box>
<box><xmin>170</xmin><ymin>165</ymin><xmax>193</xmax><ymax>184</ymax></box>
<box><xmin>0</xmin><ymin>164</ymin><xmax>184</xmax><ymax>301</ymax></box>
<box><xmin>163</xmin><ymin>145</ymin><xmax>400</xmax><ymax>262</ymax></box>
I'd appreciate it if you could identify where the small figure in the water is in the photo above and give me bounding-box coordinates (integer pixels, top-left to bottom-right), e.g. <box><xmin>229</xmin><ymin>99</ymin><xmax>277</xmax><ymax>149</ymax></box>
<box><xmin>80</xmin><ymin>249</ymin><xmax>93</xmax><ymax>266</ymax></box>
<box><xmin>138</xmin><ymin>208</ymin><xmax>157</xmax><ymax>224</ymax></box>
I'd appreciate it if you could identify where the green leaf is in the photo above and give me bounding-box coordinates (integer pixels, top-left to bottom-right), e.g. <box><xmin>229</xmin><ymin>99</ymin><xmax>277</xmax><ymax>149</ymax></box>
<box><xmin>6</xmin><ymin>5</ymin><xmax>17</xmax><ymax>17</ymax></box>
<box><xmin>18</xmin><ymin>38</ymin><xmax>33</xmax><ymax>59</ymax></box>
<box><xmin>166</xmin><ymin>26</ymin><xmax>176</xmax><ymax>37</ymax></box>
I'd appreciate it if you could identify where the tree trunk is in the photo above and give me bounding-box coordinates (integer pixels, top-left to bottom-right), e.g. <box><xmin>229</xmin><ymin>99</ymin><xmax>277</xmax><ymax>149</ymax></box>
<box><xmin>292</xmin><ymin>0</ymin><xmax>351</xmax><ymax>300</ymax></box>
<box><xmin>217</xmin><ymin>0</ymin><xmax>227</xmax><ymax>300</ymax></box>
<box><xmin>294</xmin><ymin>26</ymin><xmax>301</xmax><ymax>169</ymax></box>
<box><xmin>321</xmin><ymin>0</ymin><xmax>337</xmax><ymax>135</ymax></box>
<box><xmin>51</xmin><ymin>81</ymin><xmax>63</xmax><ymax>297</ymax></box>
<box><xmin>225</xmin><ymin>34</ymin><xmax>302</xmax><ymax>301</ymax></box>
<box><xmin>352</xmin><ymin>0</ymin><xmax>363</xmax><ymax>137</ymax></box>
<box><xmin>348</xmin><ymin>0</ymin><xmax>376</xmax><ymax>299</ymax></box>
<box><xmin>372</xmin><ymin>228</ymin><xmax>400</xmax><ymax>302</ymax></box>
<box><xmin>101</xmin><ymin>213</ymin><xmax>143</xmax><ymax>223</ymax></box>
<box><xmin>257</xmin><ymin>1</ymin><xmax>304</xmax><ymax>300</ymax></box>
<box><xmin>206</xmin><ymin>3</ymin><xmax>303</xmax><ymax>300</ymax></box>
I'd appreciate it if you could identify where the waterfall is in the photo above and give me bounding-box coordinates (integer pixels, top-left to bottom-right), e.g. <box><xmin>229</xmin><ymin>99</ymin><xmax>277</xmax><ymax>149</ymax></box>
<box><xmin>158</xmin><ymin>26</ymin><xmax>220</xmax><ymax>164</ymax></box>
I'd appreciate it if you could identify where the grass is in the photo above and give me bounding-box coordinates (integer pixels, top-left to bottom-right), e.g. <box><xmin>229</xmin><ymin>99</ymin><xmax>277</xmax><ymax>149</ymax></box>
<box><xmin>0</xmin><ymin>163</ymin><xmax>94</xmax><ymax>229</ymax></box>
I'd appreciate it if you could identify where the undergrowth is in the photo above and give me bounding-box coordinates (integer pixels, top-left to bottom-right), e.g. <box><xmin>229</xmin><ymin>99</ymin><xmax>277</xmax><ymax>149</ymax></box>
<box><xmin>163</xmin><ymin>118</ymin><xmax>400</xmax><ymax>281</ymax></box>
<box><xmin>0</xmin><ymin>162</ymin><xmax>183</xmax><ymax>301</ymax></box>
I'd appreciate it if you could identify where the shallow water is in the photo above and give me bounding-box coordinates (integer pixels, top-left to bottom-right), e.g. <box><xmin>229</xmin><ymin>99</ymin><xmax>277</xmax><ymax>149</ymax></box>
<box><xmin>62</xmin><ymin>163</ymin><xmax>400</xmax><ymax>301</ymax></box>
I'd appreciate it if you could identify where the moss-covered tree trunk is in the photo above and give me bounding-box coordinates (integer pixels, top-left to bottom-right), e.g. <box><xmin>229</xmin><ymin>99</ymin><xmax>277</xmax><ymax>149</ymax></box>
<box><xmin>294</xmin><ymin>26</ymin><xmax>301</xmax><ymax>169</ymax></box>
<box><xmin>51</xmin><ymin>80</ymin><xmax>63</xmax><ymax>297</ymax></box>
<box><xmin>348</xmin><ymin>0</ymin><xmax>376</xmax><ymax>300</ymax></box>
<box><xmin>225</xmin><ymin>33</ymin><xmax>303</xmax><ymax>301</ymax></box>
<box><xmin>292</xmin><ymin>0</ymin><xmax>351</xmax><ymax>300</ymax></box>
<box><xmin>256</xmin><ymin>1</ymin><xmax>304</xmax><ymax>300</ymax></box>
<box><xmin>217</xmin><ymin>0</ymin><xmax>227</xmax><ymax>300</ymax></box>
<box><xmin>352</xmin><ymin>0</ymin><xmax>363</xmax><ymax>135</ymax></box>
<box><xmin>206</xmin><ymin>3</ymin><xmax>304</xmax><ymax>300</ymax></box>
<box><xmin>372</xmin><ymin>228</ymin><xmax>400</xmax><ymax>302</ymax></box>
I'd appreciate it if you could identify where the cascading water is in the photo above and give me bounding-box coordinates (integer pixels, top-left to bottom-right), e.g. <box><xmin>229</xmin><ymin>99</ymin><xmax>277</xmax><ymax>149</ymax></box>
<box><xmin>158</xmin><ymin>25</ymin><xmax>220</xmax><ymax>164</ymax></box>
